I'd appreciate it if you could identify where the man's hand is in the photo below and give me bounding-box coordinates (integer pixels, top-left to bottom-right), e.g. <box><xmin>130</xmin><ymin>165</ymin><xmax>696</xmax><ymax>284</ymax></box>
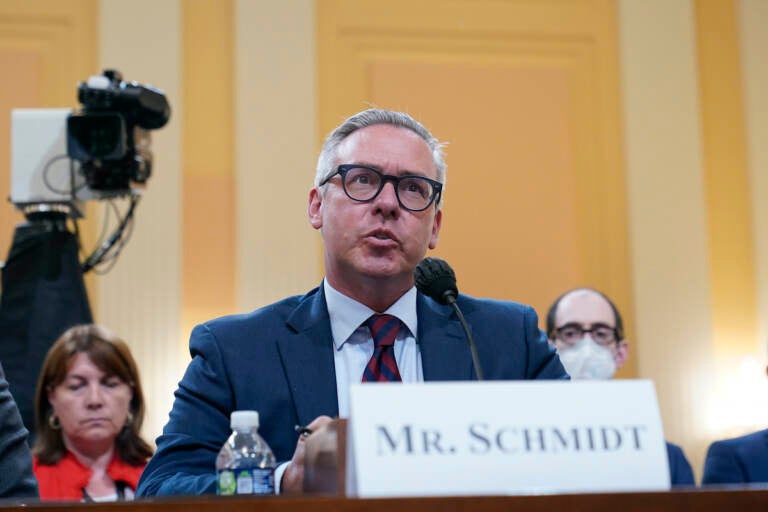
<box><xmin>280</xmin><ymin>415</ymin><xmax>334</xmax><ymax>494</ymax></box>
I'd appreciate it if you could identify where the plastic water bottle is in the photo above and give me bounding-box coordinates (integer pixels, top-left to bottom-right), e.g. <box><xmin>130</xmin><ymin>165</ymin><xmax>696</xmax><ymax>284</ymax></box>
<box><xmin>216</xmin><ymin>410</ymin><xmax>276</xmax><ymax>495</ymax></box>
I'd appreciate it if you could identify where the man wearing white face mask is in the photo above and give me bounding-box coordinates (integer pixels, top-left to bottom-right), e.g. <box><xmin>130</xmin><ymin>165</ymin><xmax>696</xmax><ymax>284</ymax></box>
<box><xmin>546</xmin><ymin>288</ymin><xmax>696</xmax><ymax>486</ymax></box>
<box><xmin>545</xmin><ymin>289</ymin><xmax>627</xmax><ymax>380</ymax></box>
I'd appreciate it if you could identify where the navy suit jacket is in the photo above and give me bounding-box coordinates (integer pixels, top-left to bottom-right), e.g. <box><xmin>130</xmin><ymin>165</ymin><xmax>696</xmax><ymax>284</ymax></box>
<box><xmin>702</xmin><ymin>429</ymin><xmax>768</xmax><ymax>484</ymax></box>
<box><xmin>666</xmin><ymin>441</ymin><xmax>695</xmax><ymax>486</ymax></box>
<box><xmin>0</xmin><ymin>363</ymin><xmax>39</xmax><ymax>499</ymax></box>
<box><xmin>137</xmin><ymin>286</ymin><xmax>567</xmax><ymax>496</ymax></box>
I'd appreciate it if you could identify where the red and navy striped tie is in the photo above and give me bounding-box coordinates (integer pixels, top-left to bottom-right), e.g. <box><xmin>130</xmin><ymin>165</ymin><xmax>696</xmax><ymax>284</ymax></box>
<box><xmin>362</xmin><ymin>314</ymin><xmax>402</xmax><ymax>382</ymax></box>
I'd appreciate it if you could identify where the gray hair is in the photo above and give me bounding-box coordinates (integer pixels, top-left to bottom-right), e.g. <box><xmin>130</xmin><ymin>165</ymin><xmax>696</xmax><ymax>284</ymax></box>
<box><xmin>314</xmin><ymin>108</ymin><xmax>447</xmax><ymax>205</ymax></box>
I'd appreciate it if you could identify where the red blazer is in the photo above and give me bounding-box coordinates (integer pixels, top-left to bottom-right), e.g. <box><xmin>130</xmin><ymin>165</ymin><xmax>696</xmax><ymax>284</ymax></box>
<box><xmin>33</xmin><ymin>451</ymin><xmax>145</xmax><ymax>501</ymax></box>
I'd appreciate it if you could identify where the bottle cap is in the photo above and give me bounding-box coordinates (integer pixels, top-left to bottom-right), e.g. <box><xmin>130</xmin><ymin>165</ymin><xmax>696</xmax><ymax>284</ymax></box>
<box><xmin>230</xmin><ymin>410</ymin><xmax>259</xmax><ymax>430</ymax></box>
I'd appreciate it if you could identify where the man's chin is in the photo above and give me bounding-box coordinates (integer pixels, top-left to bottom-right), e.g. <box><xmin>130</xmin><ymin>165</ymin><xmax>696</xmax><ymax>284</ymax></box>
<box><xmin>355</xmin><ymin>258</ymin><xmax>405</xmax><ymax>279</ymax></box>
<box><xmin>339</xmin><ymin>253</ymin><xmax>418</xmax><ymax>284</ymax></box>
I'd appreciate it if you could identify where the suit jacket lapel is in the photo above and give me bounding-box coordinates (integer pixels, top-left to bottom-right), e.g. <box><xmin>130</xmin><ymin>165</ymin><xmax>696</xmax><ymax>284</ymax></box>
<box><xmin>417</xmin><ymin>293</ymin><xmax>474</xmax><ymax>381</ymax></box>
<box><xmin>278</xmin><ymin>287</ymin><xmax>339</xmax><ymax>426</ymax></box>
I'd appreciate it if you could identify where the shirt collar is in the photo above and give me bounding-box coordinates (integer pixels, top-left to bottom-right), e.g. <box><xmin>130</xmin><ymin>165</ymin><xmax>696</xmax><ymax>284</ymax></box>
<box><xmin>323</xmin><ymin>279</ymin><xmax>418</xmax><ymax>350</ymax></box>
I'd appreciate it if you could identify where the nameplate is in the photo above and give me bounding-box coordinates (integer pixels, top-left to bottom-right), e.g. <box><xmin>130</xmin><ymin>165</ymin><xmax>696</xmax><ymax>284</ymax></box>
<box><xmin>346</xmin><ymin>380</ymin><xmax>669</xmax><ymax>497</ymax></box>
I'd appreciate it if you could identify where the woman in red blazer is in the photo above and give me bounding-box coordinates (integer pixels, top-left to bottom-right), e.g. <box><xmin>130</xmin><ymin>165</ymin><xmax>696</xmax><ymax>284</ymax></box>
<box><xmin>32</xmin><ymin>324</ymin><xmax>152</xmax><ymax>501</ymax></box>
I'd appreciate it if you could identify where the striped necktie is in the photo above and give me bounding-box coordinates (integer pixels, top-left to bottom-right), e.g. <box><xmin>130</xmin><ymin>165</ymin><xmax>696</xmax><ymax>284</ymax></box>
<box><xmin>362</xmin><ymin>314</ymin><xmax>402</xmax><ymax>382</ymax></box>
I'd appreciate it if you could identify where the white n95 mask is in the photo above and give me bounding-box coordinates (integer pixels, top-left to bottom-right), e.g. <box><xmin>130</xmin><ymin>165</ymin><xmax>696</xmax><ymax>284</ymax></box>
<box><xmin>558</xmin><ymin>336</ymin><xmax>617</xmax><ymax>380</ymax></box>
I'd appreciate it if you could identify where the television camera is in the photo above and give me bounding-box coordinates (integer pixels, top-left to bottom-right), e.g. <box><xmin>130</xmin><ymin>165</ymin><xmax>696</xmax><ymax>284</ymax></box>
<box><xmin>9</xmin><ymin>69</ymin><xmax>171</xmax><ymax>271</ymax></box>
<box><xmin>0</xmin><ymin>70</ymin><xmax>171</xmax><ymax>436</ymax></box>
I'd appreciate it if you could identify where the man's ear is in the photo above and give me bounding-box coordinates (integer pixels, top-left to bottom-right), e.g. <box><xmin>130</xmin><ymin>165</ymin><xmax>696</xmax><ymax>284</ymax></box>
<box><xmin>308</xmin><ymin>187</ymin><xmax>323</xmax><ymax>229</ymax></box>
<box><xmin>615</xmin><ymin>340</ymin><xmax>629</xmax><ymax>369</ymax></box>
<box><xmin>427</xmin><ymin>208</ymin><xmax>442</xmax><ymax>250</ymax></box>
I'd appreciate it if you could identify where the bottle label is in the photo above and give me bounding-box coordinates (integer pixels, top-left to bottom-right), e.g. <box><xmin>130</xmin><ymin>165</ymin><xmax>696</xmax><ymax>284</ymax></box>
<box><xmin>217</xmin><ymin>470</ymin><xmax>236</xmax><ymax>495</ymax></box>
<box><xmin>217</xmin><ymin>468</ymin><xmax>275</xmax><ymax>495</ymax></box>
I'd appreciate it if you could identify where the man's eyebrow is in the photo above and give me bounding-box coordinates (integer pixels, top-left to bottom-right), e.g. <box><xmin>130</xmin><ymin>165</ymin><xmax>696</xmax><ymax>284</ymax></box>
<box><xmin>360</xmin><ymin>163</ymin><xmax>433</xmax><ymax>178</ymax></box>
<box><xmin>557</xmin><ymin>321</ymin><xmax>615</xmax><ymax>328</ymax></box>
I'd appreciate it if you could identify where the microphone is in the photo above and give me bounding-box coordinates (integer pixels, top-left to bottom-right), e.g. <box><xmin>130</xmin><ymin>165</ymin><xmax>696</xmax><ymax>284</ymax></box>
<box><xmin>414</xmin><ymin>257</ymin><xmax>484</xmax><ymax>380</ymax></box>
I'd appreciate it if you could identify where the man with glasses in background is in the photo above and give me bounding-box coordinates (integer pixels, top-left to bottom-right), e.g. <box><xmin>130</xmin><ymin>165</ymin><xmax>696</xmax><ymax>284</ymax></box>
<box><xmin>546</xmin><ymin>288</ymin><xmax>695</xmax><ymax>486</ymax></box>
<box><xmin>138</xmin><ymin>108</ymin><xmax>568</xmax><ymax>497</ymax></box>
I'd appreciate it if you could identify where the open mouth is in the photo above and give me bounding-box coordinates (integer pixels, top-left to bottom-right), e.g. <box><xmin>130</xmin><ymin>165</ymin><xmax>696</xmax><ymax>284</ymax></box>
<box><xmin>368</xmin><ymin>228</ymin><xmax>397</xmax><ymax>243</ymax></box>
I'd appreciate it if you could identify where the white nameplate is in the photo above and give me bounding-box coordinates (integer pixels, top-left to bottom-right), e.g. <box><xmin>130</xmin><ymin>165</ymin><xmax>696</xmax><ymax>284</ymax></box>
<box><xmin>346</xmin><ymin>380</ymin><xmax>670</xmax><ymax>497</ymax></box>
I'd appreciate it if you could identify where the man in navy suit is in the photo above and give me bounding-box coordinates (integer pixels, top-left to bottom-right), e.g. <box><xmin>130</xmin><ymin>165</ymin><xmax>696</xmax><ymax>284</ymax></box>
<box><xmin>703</xmin><ymin>429</ymin><xmax>768</xmax><ymax>484</ymax></box>
<box><xmin>546</xmin><ymin>288</ymin><xmax>696</xmax><ymax>486</ymax></box>
<box><xmin>137</xmin><ymin>108</ymin><xmax>567</xmax><ymax>497</ymax></box>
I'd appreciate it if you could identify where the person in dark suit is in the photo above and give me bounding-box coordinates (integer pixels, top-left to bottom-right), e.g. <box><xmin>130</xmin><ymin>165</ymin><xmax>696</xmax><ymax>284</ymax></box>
<box><xmin>702</xmin><ymin>429</ymin><xmax>768</xmax><ymax>484</ymax></box>
<box><xmin>137</xmin><ymin>108</ymin><xmax>567</xmax><ymax>497</ymax></box>
<box><xmin>546</xmin><ymin>288</ymin><xmax>696</xmax><ymax>486</ymax></box>
<box><xmin>0</xmin><ymin>362</ymin><xmax>39</xmax><ymax>500</ymax></box>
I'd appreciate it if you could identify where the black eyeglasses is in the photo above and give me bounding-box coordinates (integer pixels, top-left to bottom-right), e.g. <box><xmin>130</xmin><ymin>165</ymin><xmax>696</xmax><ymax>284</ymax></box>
<box><xmin>320</xmin><ymin>165</ymin><xmax>443</xmax><ymax>212</ymax></box>
<box><xmin>553</xmin><ymin>323</ymin><xmax>619</xmax><ymax>347</ymax></box>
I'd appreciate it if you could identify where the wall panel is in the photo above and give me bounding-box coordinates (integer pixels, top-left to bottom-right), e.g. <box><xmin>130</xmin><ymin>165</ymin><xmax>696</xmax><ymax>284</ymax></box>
<box><xmin>695</xmin><ymin>0</ymin><xmax>758</xmax><ymax>377</ymax></box>
<box><xmin>318</xmin><ymin>0</ymin><xmax>635</xmax><ymax>376</ymax></box>
<box><xmin>98</xmin><ymin>0</ymin><xmax>183</xmax><ymax>442</ymax></box>
<box><xmin>181</xmin><ymin>0</ymin><xmax>236</xmax><ymax>346</ymax></box>
<box><xmin>740</xmin><ymin>0</ymin><xmax>768</xmax><ymax>368</ymax></box>
<box><xmin>618</xmin><ymin>0</ymin><xmax>712</xmax><ymax>479</ymax></box>
<box><xmin>235</xmin><ymin>0</ymin><xmax>319</xmax><ymax>312</ymax></box>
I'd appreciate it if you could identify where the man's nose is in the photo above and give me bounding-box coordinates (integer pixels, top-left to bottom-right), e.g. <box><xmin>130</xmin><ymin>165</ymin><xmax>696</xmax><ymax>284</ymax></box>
<box><xmin>373</xmin><ymin>181</ymin><xmax>400</xmax><ymax>213</ymax></box>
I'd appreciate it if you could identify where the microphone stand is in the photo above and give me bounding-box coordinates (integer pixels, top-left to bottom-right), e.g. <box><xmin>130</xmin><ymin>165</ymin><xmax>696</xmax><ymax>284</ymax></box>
<box><xmin>445</xmin><ymin>295</ymin><xmax>485</xmax><ymax>381</ymax></box>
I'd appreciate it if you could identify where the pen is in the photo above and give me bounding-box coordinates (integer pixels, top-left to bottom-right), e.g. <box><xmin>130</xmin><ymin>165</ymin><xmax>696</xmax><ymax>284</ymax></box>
<box><xmin>294</xmin><ymin>424</ymin><xmax>313</xmax><ymax>437</ymax></box>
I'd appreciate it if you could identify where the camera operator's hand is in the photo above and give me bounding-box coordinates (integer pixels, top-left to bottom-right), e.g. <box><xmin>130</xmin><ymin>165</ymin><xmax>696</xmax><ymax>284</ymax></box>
<box><xmin>280</xmin><ymin>415</ymin><xmax>333</xmax><ymax>494</ymax></box>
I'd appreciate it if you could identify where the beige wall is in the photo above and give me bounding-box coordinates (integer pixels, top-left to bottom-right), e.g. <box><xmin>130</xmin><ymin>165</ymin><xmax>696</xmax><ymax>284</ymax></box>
<box><xmin>741</xmin><ymin>0</ymin><xmax>768</xmax><ymax>364</ymax></box>
<box><xmin>618</xmin><ymin>0</ymin><xmax>714</xmax><ymax>479</ymax></box>
<box><xmin>619</xmin><ymin>0</ymin><xmax>768</xmax><ymax>481</ymax></box>
<box><xmin>740</xmin><ymin>0</ymin><xmax>768</xmax><ymax>462</ymax></box>
<box><xmin>235</xmin><ymin>0</ymin><xmax>319</xmax><ymax>311</ymax></box>
<box><xmin>97</xmin><ymin>0</ymin><xmax>185</xmax><ymax>441</ymax></box>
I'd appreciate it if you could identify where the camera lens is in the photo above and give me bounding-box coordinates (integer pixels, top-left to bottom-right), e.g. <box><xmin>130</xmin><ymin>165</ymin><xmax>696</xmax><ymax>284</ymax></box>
<box><xmin>67</xmin><ymin>113</ymin><xmax>127</xmax><ymax>161</ymax></box>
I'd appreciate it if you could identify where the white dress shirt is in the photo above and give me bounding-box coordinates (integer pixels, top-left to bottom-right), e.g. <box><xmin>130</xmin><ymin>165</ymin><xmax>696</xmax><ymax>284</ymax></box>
<box><xmin>324</xmin><ymin>279</ymin><xmax>424</xmax><ymax>418</ymax></box>
<box><xmin>275</xmin><ymin>279</ymin><xmax>423</xmax><ymax>491</ymax></box>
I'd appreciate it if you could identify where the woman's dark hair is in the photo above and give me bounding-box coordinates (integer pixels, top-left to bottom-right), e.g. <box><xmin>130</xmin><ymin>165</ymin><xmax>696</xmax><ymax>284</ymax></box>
<box><xmin>32</xmin><ymin>324</ymin><xmax>153</xmax><ymax>465</ymax></box>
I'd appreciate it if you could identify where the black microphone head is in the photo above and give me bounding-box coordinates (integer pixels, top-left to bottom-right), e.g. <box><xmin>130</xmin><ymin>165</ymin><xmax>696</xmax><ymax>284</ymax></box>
<box><xmin>414</xmin><ymin>257</ymin><xmax>458</xmax><ymax>305</ymax></box>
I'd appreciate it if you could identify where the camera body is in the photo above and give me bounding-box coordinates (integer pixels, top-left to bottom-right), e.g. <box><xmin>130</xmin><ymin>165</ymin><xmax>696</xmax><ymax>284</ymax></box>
<box><xmin>68</xmin><ymin>69</ymin><xmax>170</xmax><ymax>191</ymax></box>
<box><xmin>10</xmin><ymin>69</ymin><xmax>170</xmax><ymax>218</ymax></box>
